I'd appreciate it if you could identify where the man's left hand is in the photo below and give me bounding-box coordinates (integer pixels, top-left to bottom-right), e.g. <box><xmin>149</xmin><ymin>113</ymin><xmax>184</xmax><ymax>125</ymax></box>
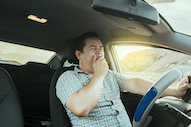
<box><xmin>175</xmin><ymin>78</ymin><xmax>191</xmax><ymax>98</ymax></box>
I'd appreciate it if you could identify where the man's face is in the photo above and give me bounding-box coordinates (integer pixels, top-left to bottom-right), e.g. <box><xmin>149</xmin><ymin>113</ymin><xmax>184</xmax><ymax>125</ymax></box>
<box><xmin>77</xmin><ymin>37</ymin><xmax>104</xmax><ymax>71</ymax></box>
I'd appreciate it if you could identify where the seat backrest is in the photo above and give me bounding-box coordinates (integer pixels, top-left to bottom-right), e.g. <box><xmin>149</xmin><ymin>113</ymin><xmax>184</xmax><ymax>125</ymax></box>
<box><xmin>49</xmin><ymin>66</ymin><xmax>75</xmax><ymax>127</ymax></box>
<box><xmin>0</xmin><ymin>67</ymin><xmax>24</xmax><ymax>127</ymax></box>
<box><xmin>22</xmin><ymin>62</ymin><xmax>54</xmax><ymax>119</ymax></box>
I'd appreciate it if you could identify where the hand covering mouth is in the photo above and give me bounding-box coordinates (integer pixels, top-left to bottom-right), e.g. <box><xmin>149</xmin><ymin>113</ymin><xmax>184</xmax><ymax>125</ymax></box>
<box><xmin>96</xmin><ymin>54</ymin><xmax>102</xmax><ymax>60</ymax></box>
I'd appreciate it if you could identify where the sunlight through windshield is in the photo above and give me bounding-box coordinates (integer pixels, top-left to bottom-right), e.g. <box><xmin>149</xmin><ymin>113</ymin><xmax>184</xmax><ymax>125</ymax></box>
<box><xmin>149</xmin><ymin>0</ymin><xmax>191</xmax><ymax>36</ymax></box>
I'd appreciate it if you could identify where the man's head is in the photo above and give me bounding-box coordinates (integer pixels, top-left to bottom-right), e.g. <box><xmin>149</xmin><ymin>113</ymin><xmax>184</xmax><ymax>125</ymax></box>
<box><xmin>73</xmin><ymin>32</ymin><xmax>99</xmax><ymax>53</ymax></box>
<box><xmin>68</xmin><ymin>32</ymin><xmax>99</xmax><ymax>64</ymax></box>
<box><xmin>70</xmin><ymin>32</ymin><xmax>104</xmax><ymax>73</ymax></box>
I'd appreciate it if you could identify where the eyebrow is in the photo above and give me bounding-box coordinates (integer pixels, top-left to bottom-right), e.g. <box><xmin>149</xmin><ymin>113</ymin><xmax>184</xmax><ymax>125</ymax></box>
<box><xmin>89</xmin><ymin>45</ymin><xmax>103</xmax><ymax>48</ymax></box>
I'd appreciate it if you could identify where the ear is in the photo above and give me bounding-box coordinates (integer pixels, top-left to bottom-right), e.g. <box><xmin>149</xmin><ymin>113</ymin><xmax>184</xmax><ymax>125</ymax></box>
<box><xmin>75</xmin><ymin>50</ymin><xmax>82</xmax><ymax>60</ymax></box>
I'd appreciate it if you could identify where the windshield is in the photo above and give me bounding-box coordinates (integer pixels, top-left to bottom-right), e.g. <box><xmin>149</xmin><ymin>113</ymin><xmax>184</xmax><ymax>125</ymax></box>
<box><xmin>114</xmin><ymin>44</ymin><xmax>191</xmax><ymax>88</ymax></box>
<box><xmin>146</xmin><ymin>0</ymin><xmax>191</xmax><ymax>36</ymax></box>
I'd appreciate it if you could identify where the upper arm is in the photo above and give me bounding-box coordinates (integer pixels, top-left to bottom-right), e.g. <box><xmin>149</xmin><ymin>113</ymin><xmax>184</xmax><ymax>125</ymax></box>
<box><xmin>111</xmin><ymin>70</ymin><xmax>127</xmax><ymax>91</ymax></box>
<box><xmin>123</xmin><ymin>78</ymin><xmax>137</xmax><ymax>93</ymax></box>
<box><xmin>56</xmin><ymin>72</ymin><xmax>83</xmax><ymax>107</ymax></box>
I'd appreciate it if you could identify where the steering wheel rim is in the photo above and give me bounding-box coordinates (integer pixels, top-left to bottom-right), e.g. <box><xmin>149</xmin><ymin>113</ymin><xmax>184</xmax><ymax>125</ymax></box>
<box><xmin>132</xmin><ymin>66</ymin><xmax>191</xmax><ymax>127</ymax></box>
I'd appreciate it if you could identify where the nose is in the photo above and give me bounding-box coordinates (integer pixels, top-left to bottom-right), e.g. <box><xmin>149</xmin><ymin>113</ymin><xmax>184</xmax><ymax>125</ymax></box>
<box><xmin>96</xmin><ymin>49</ymin><xmax>103</xmax><ymax>56</ymax></box>
<box><xmin>96</xmin><ymin>52</ymin><xmax>101</xmax><ymax>57</ymax></box>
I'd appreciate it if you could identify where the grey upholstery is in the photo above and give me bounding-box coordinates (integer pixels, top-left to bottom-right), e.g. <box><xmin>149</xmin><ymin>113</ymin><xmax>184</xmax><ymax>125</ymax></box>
<box><xmin>0</xmin><ymin>67</ymin><xmax>24</xmax><ymax>127</ymax></box>
<box><xmin>49</xmin><ymin>44</ymin><xmax>78</xmax><ymax>127</ymax></box>
<box><xmin>49</xmin><ymin>66</ymin><xmax>75</xmax><ymax>127</ymax></box>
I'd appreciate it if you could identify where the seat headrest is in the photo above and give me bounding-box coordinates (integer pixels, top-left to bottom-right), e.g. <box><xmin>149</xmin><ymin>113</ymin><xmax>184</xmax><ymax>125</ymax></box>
<box><xmin>67</xmin><ymin>47</ymin><xmax>79</xmax><ymax>64</ymax></box>
<box><xmin>25</xmin><ymin>62</ymin><xmax>51</xmax><ymax>73</ymax></box>
<box><xmin>63</xmin><ymin>60</ymin><xmax>78</xmax><ymax>67</ymax></box>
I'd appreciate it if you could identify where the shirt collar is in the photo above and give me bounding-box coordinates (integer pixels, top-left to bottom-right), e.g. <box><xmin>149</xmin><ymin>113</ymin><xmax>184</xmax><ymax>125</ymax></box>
<box><xmin>74</xmin><ymin>66</ymin><xmax>92</xmax><ymax>75</ymax></box>
<box><xmin>74</xmin><ymin>66</ymin><xmax>83</xmax><ymax>73</ymax></box>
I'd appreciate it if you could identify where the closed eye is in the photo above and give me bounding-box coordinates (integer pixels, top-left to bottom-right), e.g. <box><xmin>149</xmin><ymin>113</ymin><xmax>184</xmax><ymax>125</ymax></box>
<box><xmin>100</xmin><ymin>46</ymin><xmax>104</xmax><ymax>50</ymax></box>
<box><xmin>89</xmin><ymin>47</ymin><xmax>96</xmax><ymax>50</ymax></box>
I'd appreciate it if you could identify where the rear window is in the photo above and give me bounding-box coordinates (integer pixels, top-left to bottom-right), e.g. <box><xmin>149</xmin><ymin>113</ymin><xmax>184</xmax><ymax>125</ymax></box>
<box><xmin>0</xmin><ymin>41</ymin><xmax>55</xmax><ymax>65</ymax></box>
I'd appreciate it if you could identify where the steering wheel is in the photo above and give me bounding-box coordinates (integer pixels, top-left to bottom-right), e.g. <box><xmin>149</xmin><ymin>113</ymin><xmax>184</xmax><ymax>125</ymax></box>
<box><xmin>132</xmin><ymin>66</ymin><xmax>191</xmax><ymax>127</ymax></box>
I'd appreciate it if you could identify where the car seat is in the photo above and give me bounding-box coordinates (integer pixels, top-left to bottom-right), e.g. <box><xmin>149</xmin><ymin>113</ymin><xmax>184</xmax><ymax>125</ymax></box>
<box><xmin>0</xmin><ymin>67</ymin><xmax>24</xmax><ymax>127</ymax></box>
<box><xmin>22</xmin><ymin>62</ymin><xmax>54</xmax><ymax>126</ymax></box>
<box><xmin>49</xmin><ymin>48</ymin><xmax>78</xmax><ymax>127</ymax></box>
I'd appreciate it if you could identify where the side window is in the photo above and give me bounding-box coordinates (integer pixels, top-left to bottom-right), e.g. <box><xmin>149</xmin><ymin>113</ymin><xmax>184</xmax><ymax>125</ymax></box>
<box><xmin>114</xmin><ymin>45</ymin><xmax>191</xmax><ymax>87</ymax></box>
<box><xmin>0</xmin><ymin>41</ymin><xmax>55</xmax><ymax>65</ymax></box>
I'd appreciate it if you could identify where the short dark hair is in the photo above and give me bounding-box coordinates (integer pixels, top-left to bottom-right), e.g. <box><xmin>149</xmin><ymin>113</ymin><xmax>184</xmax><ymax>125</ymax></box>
<box><xmin>67</xmin><ymin>32</ymin><xmax>99</xmax><ymax>64</ymax></box>
<box><xmin>73</xmin><ymin>32</ymin><xmax>99</xmax><ymax>52</ymax></box>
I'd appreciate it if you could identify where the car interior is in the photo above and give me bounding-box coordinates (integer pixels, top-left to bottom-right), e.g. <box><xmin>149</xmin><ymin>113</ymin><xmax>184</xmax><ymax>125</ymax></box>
<box><xmin>0</xmin><ymin>0</ymin><xmax>191</xmax><ymax>127</ymax></box>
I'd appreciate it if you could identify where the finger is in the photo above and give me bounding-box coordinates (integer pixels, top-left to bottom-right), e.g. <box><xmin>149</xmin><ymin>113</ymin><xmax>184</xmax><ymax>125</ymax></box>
<box><xmin>181</xmin><ymin>83</ymin><xmax>191</xmax><ymax>90</ymax></box>
<box><xmin>97</xmin><ymin>55</ymin><xmax>104</xmax><ymax>61</ymax></box>
<box><xmin>93</xmin><ymin>55</ymin><xmax>97</xmax><ymax>63</ymax></box>
<box><xmin>181</xmin><ymin>78</ymin><xmax>188</xmax><ymax>85</ymax></box>
<box><xmin>185</xmin><ymin>78</ymin><xmax>189</xmax><ymax>83</ymax></box>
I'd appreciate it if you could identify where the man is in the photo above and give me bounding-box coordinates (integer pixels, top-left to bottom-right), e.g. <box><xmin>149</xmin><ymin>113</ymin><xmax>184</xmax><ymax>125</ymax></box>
<box><xmin>56</xmin><ymin>32</ymin><xmax>191</xmax><ymax>126</ymax></box>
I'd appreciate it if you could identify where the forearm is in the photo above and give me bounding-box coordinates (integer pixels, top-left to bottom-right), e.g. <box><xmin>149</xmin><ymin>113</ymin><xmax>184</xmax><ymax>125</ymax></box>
<box><xmin>66</xmin><ymin>74</ymin><xmax>104</xmax><ymax>117</ymax></box>
<box><xmin>133</xmin><ymin>78</ymin><xmax>177</xmax><ymax>97</ymax></box>
<box><xmin>160</xmin><ymin>88</ymin><xmax>177</xmax><ymax>97</ymax></box>
<box><xmin>124</xmin><ymin>77</ymin><xmax>154</xmax><ymax>96</ymax></box>
<box><xmin>124</xmin><ymin>77</ymin><xmax>180</xmax><ymax>98</ymax></box>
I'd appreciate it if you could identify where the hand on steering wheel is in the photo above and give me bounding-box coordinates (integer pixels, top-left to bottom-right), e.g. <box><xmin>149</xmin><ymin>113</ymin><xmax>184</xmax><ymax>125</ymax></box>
<box><xmin>182</xmin><ymin>76</ymin><xmax>191</xmax><ymax>102</ymax></box>
<box><xmin>133</xmin><ymin>66</ymin><xmax>191</xmax><ymax>127</ymax></box>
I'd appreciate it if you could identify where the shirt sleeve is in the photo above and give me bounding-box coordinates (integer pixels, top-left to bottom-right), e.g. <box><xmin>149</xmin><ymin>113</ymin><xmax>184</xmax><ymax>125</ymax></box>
<box><xmin>56</xmin><ymin>71</ymin><xmax>83</xmax><ymax>107</ymax></box>
<box><xmin>110</xmin><ymin>70</ymin><xmax>128</xmax><ymax>92</ymax></box>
